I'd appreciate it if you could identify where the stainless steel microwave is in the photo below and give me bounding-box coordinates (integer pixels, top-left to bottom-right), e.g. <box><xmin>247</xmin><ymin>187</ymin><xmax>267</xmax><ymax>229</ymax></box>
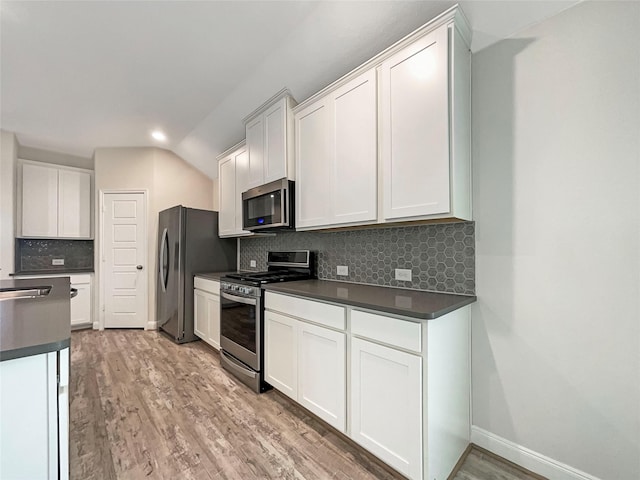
<box><xmin>242</xmin><ymin>178</ymin><xmax>295</xmax><ymax>231</ymax></box>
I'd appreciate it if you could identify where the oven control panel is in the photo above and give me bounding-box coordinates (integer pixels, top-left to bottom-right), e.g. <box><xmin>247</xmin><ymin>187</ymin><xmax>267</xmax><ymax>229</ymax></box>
<box><xmin>220</xmin><ymin>282</ymin><xmax>260</xmax><ymax>298</ymax></box>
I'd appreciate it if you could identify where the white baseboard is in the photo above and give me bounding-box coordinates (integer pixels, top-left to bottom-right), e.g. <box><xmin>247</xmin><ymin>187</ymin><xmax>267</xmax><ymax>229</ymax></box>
<box><xmin>471</xmin><ymin>426</ymin><xmax>601</xmax><ymax>480</ymax></box>
<box><xmin>92</xmin><ymin>321</ymin><xmax>100</xmax><ymax>330</ymax></box>
<box><xmin>145</xmin><ymin>321</ymin><xmax>157</xmax><ymax>331</ymax></box>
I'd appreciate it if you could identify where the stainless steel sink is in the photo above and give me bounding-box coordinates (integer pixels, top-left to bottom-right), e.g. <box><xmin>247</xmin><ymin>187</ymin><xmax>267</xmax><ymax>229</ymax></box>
<box><xmin>0</xmin><ymin>286</ymin><xmax>52</xmax><ymax>301</ymax></box>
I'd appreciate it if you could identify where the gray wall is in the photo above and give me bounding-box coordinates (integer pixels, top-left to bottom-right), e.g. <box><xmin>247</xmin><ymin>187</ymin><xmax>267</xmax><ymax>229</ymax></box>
<box><xmin>471</xmin><ymin>2</ymin><xmax>639</xmax><ymax>478</ymax></box>
<box><xmin>94</xmin><ymin>147</ymin><xmax>214</xmax><ymax>328</ymax></box>
<box><xmin>240</xmin><ymin>222</ymin><xmax>475</xmax><ymax>295</ymax></box>
<box><xmin>0</xmin><ymin>130</ymin><xmax>17</xmax><ymax>279</ymax></box>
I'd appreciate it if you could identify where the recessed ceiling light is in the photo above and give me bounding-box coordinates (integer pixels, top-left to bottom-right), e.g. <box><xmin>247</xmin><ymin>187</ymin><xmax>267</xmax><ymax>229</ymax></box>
<box><xmin>151</xmin><ymin>130</ymin><xmax>167</xmax><ymax>142</ymax></box>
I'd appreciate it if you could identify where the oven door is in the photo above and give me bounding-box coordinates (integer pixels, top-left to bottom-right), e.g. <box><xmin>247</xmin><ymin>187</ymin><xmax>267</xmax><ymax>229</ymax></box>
<box><xmin>220</xmin><ymin>290</ymin><xmax>261</xmax><ymax>370</ymax></box>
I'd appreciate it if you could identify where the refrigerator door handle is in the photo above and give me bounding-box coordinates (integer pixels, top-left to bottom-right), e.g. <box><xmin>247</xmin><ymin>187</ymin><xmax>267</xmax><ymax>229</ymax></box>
<box><xmin>159</xmin><ymin>228</ymin><xmax>169</xmax><ymax>292</ymax></box>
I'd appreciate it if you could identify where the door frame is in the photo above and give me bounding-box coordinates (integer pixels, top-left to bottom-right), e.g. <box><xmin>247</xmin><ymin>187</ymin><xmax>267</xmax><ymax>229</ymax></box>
<box><xmin>97</xmin><ymin>189</ymin><xmax>150</xmax><ymax>330</ymax></box>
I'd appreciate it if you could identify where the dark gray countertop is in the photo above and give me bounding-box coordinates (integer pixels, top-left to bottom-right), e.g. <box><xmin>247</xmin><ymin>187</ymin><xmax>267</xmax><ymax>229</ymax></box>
<box><xmin>195</xmin><ymin>271</ymin><xmax>239</xmax><ymax>281</ymax></box>
<box><xmin>263</xmin><ymin>280</ymin><xmax>476</xmax><ymax>320</ymax></box>
<box><xmin>1</xmin><ymin>277</ymin><xmax>71</xmax><ymax>361</ymax></box>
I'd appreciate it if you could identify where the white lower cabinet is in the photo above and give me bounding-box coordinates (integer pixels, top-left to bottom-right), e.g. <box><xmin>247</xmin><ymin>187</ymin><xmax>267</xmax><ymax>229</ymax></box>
<box><xmin>264</xmin><ymin>311</ymin><xmax>298</xmax><ymax>399</ymax></box>
<box><xmin>298</xmin><ymin>322</ymin><xmax>346</xmax><ymax>431</ymax></box>
<box><xmin>350</xmin><ymin>337</ymin><xmax>422</xmax><ymax>479</ymax></box>
<box><xmin>265</xmin><ymin>291</ymin><xmax>471</xmax><ymax>480</ymax></box>
<box><xmin>194</xmin><ymin>277</ymin><xmax>221</xmax><ymax>349</ymax></box>
<box><xmin>0</xmin><ymin>347</ymin><xmax>69</xmax><ymax>480</ymax></box>
<box><xmin>70</xmin><ymin>274</ymin><xmax>92</xmax><ymax>327</ymax></box>
<box><xmin>265</xmin><ymin>293</ymin><xmax>347</xmax><ymax>432</ymax></box>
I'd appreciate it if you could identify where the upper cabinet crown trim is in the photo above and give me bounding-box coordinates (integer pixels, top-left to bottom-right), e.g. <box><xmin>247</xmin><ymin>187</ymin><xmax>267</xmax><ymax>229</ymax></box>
<box><xmin>294</xmin><ymin>5</ymin><xmax>471</xmax><ymax>114</ymax></box>
<box><xmin>18</xmin><ymin>158</ymin><xmax>94</xmax><ymax>175</ymax></box>
<box><xmin>242</xmin><ymin>88</ymin><xmax>297</xmax><ymax>125</ymax></box>
<box><xmin>216</xmin><ymin>139</ymin><xmax>246</xmax><ymax>161</ymax></box>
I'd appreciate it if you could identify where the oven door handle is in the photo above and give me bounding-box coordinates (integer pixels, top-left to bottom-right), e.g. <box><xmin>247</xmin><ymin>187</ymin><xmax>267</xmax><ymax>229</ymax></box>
<box><xmin>221</xmin><ymin>291</ymin><xmax>257</xmax><ymax>305</ymax></box>
<box><xmin>221</xmin><ymin>351</ymin><xmax>258</xmax><ymax>379</ymax></box>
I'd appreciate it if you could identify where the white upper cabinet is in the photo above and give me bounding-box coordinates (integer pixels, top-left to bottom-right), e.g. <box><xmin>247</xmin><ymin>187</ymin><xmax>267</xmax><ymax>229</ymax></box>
<box><xmin>295</xmin><ymin>99</ymin><xmax>332</xmax><ymax>228</ymax></box>
<box><xmin>246</xmin><ymin>117</ymin><xmax>264</xmax><ymax>189</ymax></box>
<box><xmin>263</xmin><ymin>100</ymin><xmax>288</xmax><ymax>183</ymax></box>
<box><xmin>293</xmin><ymin>7</ymin><xmax>471</xmax><ymax>229</ymax></box>
<box><xmin>380</xmin><ymin>17</ymin><xmax>471</xmax><ymax>222</ymax></box>
<box><xmin>244</xmin><ymin>90</ymin><xmax>296</xmax><ymax>190</ymax></box>
<box><xmin>20</xmin><ymin>160</ymin><xmax>92</xmax><ymax>238</ymax></box>
<box><xmin>21</xmin><ymin>163</ymin><xmax>58</xmax><ymax>237</ymax></box>
<box><xmin>380</xmin><ymin>26</ymin><xmax>450</xmax><ymax>220</ymax></box>
<box><xmin>332</xmin><ymin>71</ymin><xmax>377</xmax><ymax>224</ymax></box>
<box><xmin>295</xmin><ymin>70</ymin><xmax>377</xmax><ymax>230</ymax></box>
<box><xmin>217</xmin><ymin>142</ymin><xmax>252</xmax><ymax>238</ymax></box>
<box><xmin>58</xmin><ymin>169</ymin><xmax>91</xmax><ymax>238</ymax></box>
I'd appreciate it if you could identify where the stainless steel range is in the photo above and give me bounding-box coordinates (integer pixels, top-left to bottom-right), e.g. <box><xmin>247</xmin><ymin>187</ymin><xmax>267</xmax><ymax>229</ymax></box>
<box><xmin>219</xmin><ymin>250</ymin><xmax>314</xmax><ymax>393</ymax></box>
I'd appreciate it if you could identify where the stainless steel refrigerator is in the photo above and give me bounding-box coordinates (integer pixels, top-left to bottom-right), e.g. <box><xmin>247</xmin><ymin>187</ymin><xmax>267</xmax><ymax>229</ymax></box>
<box><xmin>157</xmin><ymin>206</ymin><xmax>236</xmax><ymax>343</ymax></box>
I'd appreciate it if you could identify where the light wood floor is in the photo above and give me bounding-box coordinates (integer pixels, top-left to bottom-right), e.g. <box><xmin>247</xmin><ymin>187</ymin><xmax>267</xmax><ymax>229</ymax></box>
<box><xmin>70</xmin><ymin>330</ymin><xmax>544</xmax><ymax>480</ymax></box>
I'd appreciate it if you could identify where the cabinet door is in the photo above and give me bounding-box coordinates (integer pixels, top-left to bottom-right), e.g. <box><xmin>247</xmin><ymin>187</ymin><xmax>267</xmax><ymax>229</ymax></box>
<box><xmin>0</xmin><ymin>352</ymin><xmax>58</xmax><ymax>479</ymax></box>
<box><xmin>264</xmin><ymin>311</ymin><xmax>297</xmax><ymax>399</ymax></box>
<box><xmin>332</xmin><ymin>69</ymin><xmax>377</xmax><ymax>224</ymax></box>
<box><xmin>234</xmin><ymin>147</ymin><xmax>250</xmax><ymax>234</ymax></box>
<box><xmin>21</xmin><ymin>163</ymin><xmax>58</xmax><ymax>237</ymax></box>
<box><xmin>263</xmin><ymin>99</ymin><xmax>287</xmax><ymax>183</ymax></box>
<box><xmin>246</xmin><ymin>116</ymin><xmax>264</xmax><ymax>189</ymax></box>
<box><xmin>380</xmin><ymin>25</ymin><xmax>450</xmax><ymax>220</ymax></box>
<box><xmin>350</xmin><ymin>337</ymin><xmax>423</xmax><ymax>480</ymax></box>
<box><xmin>58</xmin><ymin>169</ymin><xmax>91</xmax><ymax>238</ymax></box>
<box><xmin>70</xmin><ymin>282</ymin><xmax>91</xmax><ymax>326</ymax></box>
<box><xmin>298</xmin><ymin>322</ymin><xmax>346</xmax><ymax>432</ymax></box>
<box><xmin>218</xmin><ymin>156</ymin><xmax>237</xmax><ymax>236</ymax></box>
<box><xmin>295</xmin><ymin>100</ymin><xmax>332</xmax><ymax>228</ymax></box>
<box><xmin>194</xmin><ymin>289</ymin><xmax>209</xmax><ymax>341</ymax></box>
<box><xmin>206</xmin><ymin>293</ymin><xmax>221</xmax><ymax>350</ymax></box>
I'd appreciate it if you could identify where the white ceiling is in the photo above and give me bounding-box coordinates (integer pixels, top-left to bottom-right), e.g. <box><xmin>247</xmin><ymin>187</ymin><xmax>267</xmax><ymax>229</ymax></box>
<box><xmin>1</xmin><ymin>0</ymin><xmax>580</xmax><ymax>178</ymax></box>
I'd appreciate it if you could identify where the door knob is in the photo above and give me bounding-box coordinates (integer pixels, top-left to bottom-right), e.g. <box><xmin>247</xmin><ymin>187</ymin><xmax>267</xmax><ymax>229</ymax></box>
<box><xmin>136</xmin><ymin>265</ymin><xmax>144</xmax><ymax>270</ymax></box>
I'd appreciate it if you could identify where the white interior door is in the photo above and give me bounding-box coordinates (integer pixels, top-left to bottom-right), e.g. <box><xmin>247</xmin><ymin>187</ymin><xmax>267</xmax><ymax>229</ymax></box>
<box><xmin>103</xmin><ymin>192</ymin><xmax>147</xmax><ymax>328</ymax></box>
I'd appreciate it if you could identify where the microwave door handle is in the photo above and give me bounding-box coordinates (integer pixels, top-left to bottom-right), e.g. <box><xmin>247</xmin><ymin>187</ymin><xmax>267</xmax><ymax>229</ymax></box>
<box><xmin>281</xmin><ymin>188</ymin><xmax>286</xmax><ymax>223</ymax></box>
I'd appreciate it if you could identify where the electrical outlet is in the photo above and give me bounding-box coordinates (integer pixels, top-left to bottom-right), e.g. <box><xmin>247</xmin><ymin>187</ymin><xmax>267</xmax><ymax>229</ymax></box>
<box><xmin>395</xmin><ymin>268</ymin><xmax>412</xmax><ymax>281</ymax></box>
<box><xmin>52</xmin><ymin>258</ymin><xmax>65</xmax><ymax>266</ymax></box>
<box><xmin>250</xmin><ymin>260</ymin><xmax>257</xmax><ymax>268</ymax></box>
<box><xmin>337</xmin><ymin>265</ymin><xmax>348</xmax><ymax>276</ymax></box>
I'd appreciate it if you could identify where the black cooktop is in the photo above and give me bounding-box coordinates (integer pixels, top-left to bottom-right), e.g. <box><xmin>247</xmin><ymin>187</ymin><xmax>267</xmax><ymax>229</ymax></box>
<box><xmin>225</xmin><ymin>270</ymin><xmax>312</xmax><ymax>285</ymax></box>
<box><xmin>223</xmin><ymin>250</ymin><xmax>315</xmax><ymax>287</ymax></box>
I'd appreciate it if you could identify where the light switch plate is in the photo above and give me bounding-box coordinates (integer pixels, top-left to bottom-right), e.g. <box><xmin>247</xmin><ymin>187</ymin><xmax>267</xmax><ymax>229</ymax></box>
<box><xmin>337</xmin><ymin>265</ymin><xmax>349</xmax><ymax>276</ymax></box>
<box><xmin>395</xmin><ymin>268</ymin><xmax>412</xmax><ymax>281</ymax></box>
<box><xmin>250</xmin><ymin>260</ymin><xmax>257</xmax><ymax>268</ymax></box>
<box><xmin>52</xmin><ymin>258</ymin><xmax>65</xmax><ymax>266</ymax></box>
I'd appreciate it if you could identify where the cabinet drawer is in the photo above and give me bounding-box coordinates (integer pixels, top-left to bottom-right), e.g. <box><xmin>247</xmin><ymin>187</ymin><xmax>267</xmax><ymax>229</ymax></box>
<box><xmin>69</xmin><ymin>274</ymin><xmax>91</xmax><ymax>285</ymax></box>
<box><xmin>351</xmin><ymin>310</ymin><xmax>422</xmax><ymax>353</ymax></box>
<box><xmin>266</xmin><ymin>292</ymin><xmax>345</xmax><ymax>330</ymax></box>
<box><xmin>194</xmin><ymin>277</ymin><xmax>220</xmax><ymax>294</ymax></box>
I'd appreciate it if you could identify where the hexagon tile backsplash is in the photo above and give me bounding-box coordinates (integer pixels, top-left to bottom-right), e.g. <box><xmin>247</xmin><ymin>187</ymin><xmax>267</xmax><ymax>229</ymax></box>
<box><xmin>239</xmin><ymin>222</ymin><xmax>475</xmax><ymax>295</ymax></box>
